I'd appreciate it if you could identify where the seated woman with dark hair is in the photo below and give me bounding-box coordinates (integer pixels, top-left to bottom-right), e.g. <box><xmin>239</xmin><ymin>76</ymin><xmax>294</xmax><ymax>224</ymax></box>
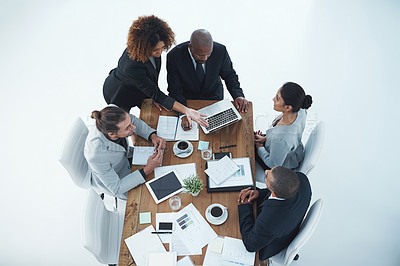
<box><xmin>255</xmin><ymin>82</ymin><xmax>313</xmax><ymax>170</ymax></box>
<box><xmin>84</xmin><ymin>106</ymin><xmax>166</xmax><ymax>200</ymax></box>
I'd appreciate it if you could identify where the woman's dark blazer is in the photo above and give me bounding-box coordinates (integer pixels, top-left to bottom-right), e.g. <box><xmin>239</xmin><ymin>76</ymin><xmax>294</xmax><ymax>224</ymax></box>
<box><xmin>103</xmin><ymin>49</ymin><xmax>175</xmax><ymax>111</ymax></box>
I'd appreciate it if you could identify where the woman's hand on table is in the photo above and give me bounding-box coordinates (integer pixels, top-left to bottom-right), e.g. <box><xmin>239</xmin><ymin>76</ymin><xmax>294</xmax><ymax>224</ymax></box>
<box><xmin>184</xmin><ymin>108</ymin><xmax>208</xmax><ymax>128</ymax></box>
<box><xmin>254</xmin><ymin>131</ymin><xmax>266</xmax><ymax>147</ymax></box>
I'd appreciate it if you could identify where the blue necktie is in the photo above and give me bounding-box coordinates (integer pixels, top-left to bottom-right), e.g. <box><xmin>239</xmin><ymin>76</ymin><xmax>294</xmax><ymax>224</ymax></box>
<box><xmin>196</xmin><ymin>62</ymin><xmax>205</xmax><ymax>85</ymax></box>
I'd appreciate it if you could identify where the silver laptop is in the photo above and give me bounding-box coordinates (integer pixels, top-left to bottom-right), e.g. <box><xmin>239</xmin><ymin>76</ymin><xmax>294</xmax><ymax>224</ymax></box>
<box><xmin>198</xmin><ymin>99</ymin><xmax>242</xmax><ymax>134</ymax></box>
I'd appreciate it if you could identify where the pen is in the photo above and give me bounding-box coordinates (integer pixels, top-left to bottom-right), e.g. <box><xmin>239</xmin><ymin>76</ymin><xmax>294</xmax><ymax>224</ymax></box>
<box><xmin>151</xmin><ymin>231</ymin><xmax>172</xmax><ymax>234</ymax></box>
<box><xmin>219</xmin><ymin>144</ymin><xmax>237</xmax><ymax>149</ymax></box>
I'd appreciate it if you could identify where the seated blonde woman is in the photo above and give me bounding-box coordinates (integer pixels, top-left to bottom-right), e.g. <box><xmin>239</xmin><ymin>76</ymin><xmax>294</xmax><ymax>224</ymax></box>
<box><xmin>255</xmin><ymin>82</ymin><xmax>312</xmax><ymax>170</ymax></box>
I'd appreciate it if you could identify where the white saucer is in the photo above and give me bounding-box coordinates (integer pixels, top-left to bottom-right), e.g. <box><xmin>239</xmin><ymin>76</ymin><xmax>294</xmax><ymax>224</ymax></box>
<box><xmin>205</xmin><ymin>203</ymin><xmax>228</xmax><ymax>225</ymax></box>
<box><xmin>173</xmin><ymin>141</ymin><xmax>193</xmax><ymax>158</ymax></box>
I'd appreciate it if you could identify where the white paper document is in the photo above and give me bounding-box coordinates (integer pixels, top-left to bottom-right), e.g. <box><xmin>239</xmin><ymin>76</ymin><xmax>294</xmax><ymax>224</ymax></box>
<box><xmin>173</xmin><ymin>203</ymin><xmax>217</xmax><ymax>254</ymax></box>
<box><xmin>208</xmin><ymin>157</ymin><xmax>253</xmax><ymax>189</ymax></box>
<box><xmin>156</xmin><ymin>212</ymin><xmax>177</xmax><ymax>243</ymax></box>
<box><xmin>132</xmin><ymin>146</ymin><xmax>155</xmax><ymax>165</ymax></box>
<box><xmin>177</xmin><ymin>256</ymin><xmax>195</xmax><ymax>266</ymax></box>
<box><xmin>203</xmin><ymin>236</ymin><xmax>255</xmax><ymax>266</ymax></box>
<box><xmin>124</xmin><ymin>225</ymin><xmax>166</xmax><ymax>266</ymax></box>
<box><xmin>156</xmin><ymin>212</ymin><xmax>202</xmax><ymax>255</ymax></box>
<box><xmin>157</xmin><ymin>115</ymin><xmax>199</xmax><ymax>141</ymax></box>
<box><xmin>170</xmin><ymin>233</ymin><xmax>202</xmax><ymax>256</ymax></box>
<box><xmin>204</xmin><ymin>155</ymin><xmax>239</xmax><ymax>185</ymax></box>
<box><xmin>154</xmin><ymin>163</ymin><xmax>197</xmax><ymax>184</ymax></box>
<box><xmin>147</xmin><ymin>252</ymin><xmax>177</xmax><ymax>266</ymax></box>
<box><xmin>222</xmin><ymin>237</ymin><xmax>255</xmax><ymax>265</ymax></box>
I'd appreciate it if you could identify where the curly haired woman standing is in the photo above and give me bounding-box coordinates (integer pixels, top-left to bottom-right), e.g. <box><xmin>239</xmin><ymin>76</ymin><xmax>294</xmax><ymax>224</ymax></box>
<box><xmin>103</xmin><ymin>15</ymin><xmax>207</xmax><ymax>128</ymax></box>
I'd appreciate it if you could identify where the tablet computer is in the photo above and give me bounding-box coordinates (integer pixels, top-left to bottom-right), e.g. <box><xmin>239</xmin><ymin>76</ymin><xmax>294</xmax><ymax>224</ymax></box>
<box><xmin>146</xmin><ymin>170</ymin><xmax>183</xmax><ymax>204</ymax></box>
<box><xmin>213</xmin><ymin>152</ymin><xmax>232</xmax><ymax>160</ymax></box>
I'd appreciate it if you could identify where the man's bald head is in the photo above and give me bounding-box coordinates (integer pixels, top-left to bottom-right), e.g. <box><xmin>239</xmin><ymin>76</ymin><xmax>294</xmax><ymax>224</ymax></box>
<box><xmin>190</xmin><ymin>29</ymin><xmax>213</xmax><ymax>48</ymax></box>
<box><xmin>189</xmin><ymin>29</ymin><xmax>213</xmax><ymax>64</ymax></box>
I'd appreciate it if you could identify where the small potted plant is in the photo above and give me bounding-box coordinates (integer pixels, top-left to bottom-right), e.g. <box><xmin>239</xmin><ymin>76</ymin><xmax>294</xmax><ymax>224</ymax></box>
<box><xmin>183</xmin><ymin>174</ymin><xmax>203</xmax><ymax>196</ymax></box>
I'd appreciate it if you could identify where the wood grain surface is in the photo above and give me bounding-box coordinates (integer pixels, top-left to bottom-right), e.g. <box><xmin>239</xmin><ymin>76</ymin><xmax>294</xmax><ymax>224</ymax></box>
<box><xmin>118</xmin><ymin>99</ymin><xmax>259</xmax><ymax>266</ymax></box>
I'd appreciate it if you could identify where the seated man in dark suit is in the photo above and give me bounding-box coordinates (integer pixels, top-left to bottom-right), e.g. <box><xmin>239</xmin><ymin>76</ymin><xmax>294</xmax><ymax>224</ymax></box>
<box><xmin>237</xmin><ymin>166</ymin><xmax>312</xmax><ymax>261</ymax></box>
<box><xmin>167</xmin><ymin>29</ymin><xmax>249</xmax><ymax>129</ymax></box>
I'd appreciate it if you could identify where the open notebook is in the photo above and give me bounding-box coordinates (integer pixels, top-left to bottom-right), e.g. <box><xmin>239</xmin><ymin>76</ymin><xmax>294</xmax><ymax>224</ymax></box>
<box><xmin>156</xmin><ymin>115</ymin><xmax>199</xmax><ymax>141</ymax></box>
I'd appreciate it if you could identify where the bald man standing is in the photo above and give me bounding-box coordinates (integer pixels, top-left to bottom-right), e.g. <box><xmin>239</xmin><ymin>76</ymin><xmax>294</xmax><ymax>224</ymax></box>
<box><xmin>167</xmin><ymin>29</ymin><xmax>248</xmax><ymax>129</ymax></box>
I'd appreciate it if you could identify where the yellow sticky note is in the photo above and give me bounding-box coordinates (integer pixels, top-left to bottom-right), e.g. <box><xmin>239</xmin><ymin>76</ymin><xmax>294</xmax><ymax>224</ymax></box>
<box><xmin>209</xmin><ymin>237</ymin><xmax>224</xmax><ymax>253</ymax></box>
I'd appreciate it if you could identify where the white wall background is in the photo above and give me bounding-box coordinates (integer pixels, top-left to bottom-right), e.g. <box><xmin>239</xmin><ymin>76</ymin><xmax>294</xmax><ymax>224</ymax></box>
<box><xmin>1</xmin><ymin>0</ymin><xmax>399</xmax><ymax>265</ymax></box>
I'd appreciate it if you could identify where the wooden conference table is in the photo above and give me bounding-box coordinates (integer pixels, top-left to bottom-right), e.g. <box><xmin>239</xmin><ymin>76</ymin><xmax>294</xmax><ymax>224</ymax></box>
<box><xmin>118</xmin><ymin>99</ymin><xmax>258</xmax><ymax>266</ymax></box>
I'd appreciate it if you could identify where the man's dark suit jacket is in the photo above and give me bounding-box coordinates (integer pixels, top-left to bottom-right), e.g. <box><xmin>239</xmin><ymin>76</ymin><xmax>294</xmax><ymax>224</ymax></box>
<box><xmin>167</xmin><ymin>41</ymin><xmax>245</xmax><ymax>106</ymax></box>
<box><xmin>103</xmin><ymin>49</ymin><xmax>175</xmax><ymax>111</ymax></box>
<box><xmin>238</xmin><ymin>172</ymin><xmax>312</xmax><ymax>261</ymax></box>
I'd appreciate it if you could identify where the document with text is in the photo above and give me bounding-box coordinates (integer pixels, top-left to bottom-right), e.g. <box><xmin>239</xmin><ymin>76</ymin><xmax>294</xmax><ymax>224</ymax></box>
<box><xmin>173</xmin><ymin>203</ymin><xmax>217</xmax><ymax>254</ymax></box>
<box><xmin>203</xmin><ymin>236</ymin><xmax>255</xmax><ymax>266</ymax></box>
<box><xmin>204</xmin><ymin>155</ymin><xmax>239</xmax><ymax>185</ymax></box>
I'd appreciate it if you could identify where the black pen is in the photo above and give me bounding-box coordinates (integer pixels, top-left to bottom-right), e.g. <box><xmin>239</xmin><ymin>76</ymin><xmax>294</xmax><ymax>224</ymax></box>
<box><xmin>219</xmin><ymin>144</ymin><xmax>237</xmax><ymax>149</ymax></box>
<box><xmin>151</xmin><ymin>231</ymin><xmax>172</xmax><ymax>234</ymax></box>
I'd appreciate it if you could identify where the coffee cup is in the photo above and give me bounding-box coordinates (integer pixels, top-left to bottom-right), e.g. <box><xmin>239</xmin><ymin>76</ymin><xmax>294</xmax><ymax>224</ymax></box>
<box><xmin>210</xmin><ymin>205</ymin><xmax>224</xmax><ymax>219</ymax></box>
<box><xmin>176</xmin><ymin>140</ymin><xmax>190</xmax><ymax>154</ymax></box>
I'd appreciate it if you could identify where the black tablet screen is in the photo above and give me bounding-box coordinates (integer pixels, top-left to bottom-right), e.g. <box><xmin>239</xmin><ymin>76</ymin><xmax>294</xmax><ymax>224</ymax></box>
<box><xmin>149</xmin><ymin>172</ymin><xmax>182</xmax><ymax>200</ymax></box>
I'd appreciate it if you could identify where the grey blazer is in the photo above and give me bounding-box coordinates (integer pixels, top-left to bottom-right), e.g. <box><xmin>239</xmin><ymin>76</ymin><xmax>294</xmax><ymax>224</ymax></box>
<box><xmin>84</xmin><ymin>114</ymin><xmax>155</xmax><ymax>199</ymax></box>
<box><xmin>257</xmin><ymin>109</ymin><xmax>307</xmax><ymax>169</ymax></box>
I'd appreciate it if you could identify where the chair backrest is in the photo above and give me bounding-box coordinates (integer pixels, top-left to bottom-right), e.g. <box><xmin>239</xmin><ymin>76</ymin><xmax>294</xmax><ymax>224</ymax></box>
<box><xmin>270</xmin><ymin>199</ymin><xmax>324</xmax><ymax>265</ymax></box>
<box><xmin>297</xmin><ymin>121</ymin><xmax>325</xmax><ymax>175</ymax></box>
<box><xmin>59</xmin><ymin>117</ymin><xmax>91</xmax><ymax>189</ymax></box>
<box><xmin>82</xmin><ymin>189</ymin><xmax>124</xmax><ymax>264</ymax></box>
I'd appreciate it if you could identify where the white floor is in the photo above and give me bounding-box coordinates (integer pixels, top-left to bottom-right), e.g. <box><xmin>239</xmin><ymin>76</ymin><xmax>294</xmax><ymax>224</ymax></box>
<box><xmin>1</xmin><ymin>1</ymin><xmax>399</xmax><ymax>265</ymax></box>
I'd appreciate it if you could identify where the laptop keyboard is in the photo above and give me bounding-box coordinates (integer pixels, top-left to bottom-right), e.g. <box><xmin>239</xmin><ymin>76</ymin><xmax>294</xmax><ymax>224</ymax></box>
<box><xmin>205</xmin><ymin>108</ymin><xmax>239</xmax><ymax>131</ymax></box>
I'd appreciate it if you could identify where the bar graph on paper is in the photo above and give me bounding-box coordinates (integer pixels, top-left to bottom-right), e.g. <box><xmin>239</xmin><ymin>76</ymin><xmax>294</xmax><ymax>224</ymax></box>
<box><xmin>177</xmin><ymin>214</ymin><xmax>194</xmax><ymax>230</ymax></box>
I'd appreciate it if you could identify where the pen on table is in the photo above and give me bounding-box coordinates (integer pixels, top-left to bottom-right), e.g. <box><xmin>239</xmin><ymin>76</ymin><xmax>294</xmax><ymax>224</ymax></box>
<box><xmin>219</xmin><ymin>144</ymin><xmax>237</xmax><ymax>149</ymax></box>
<box><xmin>151</xmin><ymin>231</ymin><xmax>172</xmax><ymax>234</ymax></box>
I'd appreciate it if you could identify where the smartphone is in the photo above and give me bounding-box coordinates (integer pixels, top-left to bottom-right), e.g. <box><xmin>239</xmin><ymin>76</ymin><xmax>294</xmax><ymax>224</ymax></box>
<box><xmin>158</xmin><ymin>222</ymin><xmax>173</xmax><ymax>231</ymax></box>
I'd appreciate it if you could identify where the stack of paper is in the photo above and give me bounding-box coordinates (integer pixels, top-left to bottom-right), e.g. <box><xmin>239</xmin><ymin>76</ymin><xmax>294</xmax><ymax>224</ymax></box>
<box><xmin>124</xmin><ymin>225</ymin><xmax>166</xmax><ymax>266</ymax></box>
<box><xmin>204</xmin><ymin>156</ymin><xmax>239</xmax><ymax>185</ymax></box>
<box><xmin>147</xmin><ymin>252</ymin><xmax>177</xmax><ymax>266</ymax></box>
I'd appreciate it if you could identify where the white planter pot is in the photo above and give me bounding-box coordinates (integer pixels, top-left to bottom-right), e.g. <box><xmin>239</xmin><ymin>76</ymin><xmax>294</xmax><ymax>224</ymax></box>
<box><xmin>190</xmin><ymin>191</ymin><xmax>200</xmax><ymax>197</ymax></box>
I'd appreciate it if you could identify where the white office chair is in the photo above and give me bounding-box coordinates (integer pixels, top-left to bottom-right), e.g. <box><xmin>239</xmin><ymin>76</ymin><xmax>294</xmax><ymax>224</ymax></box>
<box><xmin>82</xmin><ymin>189</ymin><xmax>124</xmax><ymax>265</ymax></box>
<box><xmin>59</xmin><ymin>117</ymin><xmax>91</xmax><ymax>189</ymax></box>
<box><xmin>296</xmin><ymin>121</ymin><xmax>325</xmax><ymax>175</ymax></box>
<box><xmin>269</xmin><ymin>199</ymin><xmax>324</xmax><ymax>265</ymax></box>
<box><xmin>255</xmin><ymin>162</ymin><xmax>267</xmax><ymax>189</ymax></box>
